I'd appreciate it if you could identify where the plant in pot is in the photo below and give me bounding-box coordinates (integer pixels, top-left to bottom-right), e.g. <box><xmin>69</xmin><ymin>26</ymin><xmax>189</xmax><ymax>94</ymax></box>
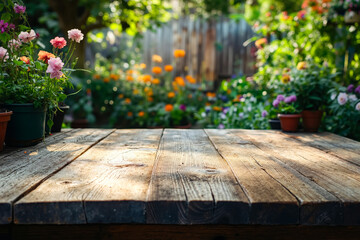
<box><xmin>288</xmin><ymin>62</ymin><xmax>337</xmax><ymax>132</ymax></box>
<box><xmin>272</xmin><ymin>94</ymin><xmax>301</xmax><ymax>132</ymax></box>
<box><xmin>0</xmin><ymin>1</ymin><xmax>83</xmax><ymax>146</ymax></box>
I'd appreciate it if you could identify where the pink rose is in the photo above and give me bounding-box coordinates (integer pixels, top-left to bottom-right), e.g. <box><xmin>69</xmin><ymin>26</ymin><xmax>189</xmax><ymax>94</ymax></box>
<box><xmin>67</xmin><ymin>29</ymin><xmax>84</xmax><ymax>43</ymax></box>
<box><xmin>14</xmin><ymin>4</ymin><xmax>26</xmax><ymax>14</ymax></box>
<box><xmin>18</xmin><ymin>29</ymin><xmax>36</xmax><ymax>43</ymax></box>
<box><xmin>50</xmin><ymin>37</ymin><xmax>67</xmax><ymax>49</ymax></box>
<box><xmin>0</xmin><ymin>47</ymin><xmax>9</xmax><ymax>61</ymax></box>
<box><xmin>337</xmin><ymin>93</ymin><xmax>348</xmax><ymax>105</ymax></box>
<box><xmin>46</xmin><ymin>57</ymin><xmax>64</xmax><ymax>79</ymax></box>
<box><xmin>8</xmin><ymin>39</ymin><xmax>21</xmax><ymax>49</ymax></box>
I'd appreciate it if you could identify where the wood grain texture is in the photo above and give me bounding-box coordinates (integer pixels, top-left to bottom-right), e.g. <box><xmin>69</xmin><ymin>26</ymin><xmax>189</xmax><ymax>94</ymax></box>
<box><xmin>239</xmin><ymin>130</ymin><xmax>360</xmax><ymax>225</ymax></box>
<box><xmin>229</xmin><ymin>130</ymin><xmax>342</xmax><ymax>225</ymax></box>
<box><xmin>206</xmin><ymin>129</ymin><xmax>300</xmax><ymax>224</ymax></box>
<box><xmin>284</xmin><ymin>132</ymin><xmax>360</xmax><ymax>167</ymax></box>
<box><xmin>146</xmin><ymin>129</ymin><xmax>249</xmax><ymax>224</ymax></box>
<box><xmin>0</xmin><ymin>129</ymin><xmax>112</xmax><ymax>224</ymax></box>
<box><xmin>9</xmin><ymin>224</ymin><xmax>360</xmax><ymax>240</ymax></box>
<box><xmin>14</xmin><ymin>129</ymin><xmax>163</xmax><ymax>224</ymax></box>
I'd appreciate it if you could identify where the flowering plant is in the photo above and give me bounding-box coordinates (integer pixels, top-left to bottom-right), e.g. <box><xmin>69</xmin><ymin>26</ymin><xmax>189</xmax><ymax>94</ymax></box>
<box><xmin>272</xmin><ymin>94</ymin><xmax>300</xmax><ymax>114</ymax></box>
<box><xmin>0</xmin><ymin>1</ymin><xmax>83</xmax><ymax>113</ymax></box>
<box><xmin>284</xmin><ymin>62</ymin><xmax>337</xmax><ymax>111</ymax></box>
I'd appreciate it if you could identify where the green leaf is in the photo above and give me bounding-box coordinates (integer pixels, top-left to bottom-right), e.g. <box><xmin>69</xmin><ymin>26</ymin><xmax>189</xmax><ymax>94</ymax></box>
<box><xmin>1</xmin><ymin>13</ymin><xmax>11</xmax><ymax>22</ymax></box>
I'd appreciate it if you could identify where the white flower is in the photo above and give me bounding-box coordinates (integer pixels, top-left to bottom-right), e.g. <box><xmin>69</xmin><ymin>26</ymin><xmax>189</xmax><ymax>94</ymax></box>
<box><xmin>239</xmin><ymin>113</ymin><xmax>244</xmax><ymax>119</ymax></box>
<box><xmin>349</xmin><ymin>94</ymin><xmax>358</xmax><ymax>102</ymax></box>
<box><xmin>337</xmin><ymin>93</ymin><xmax>348</xmax><ymax>105</ymax></box>
<box><xmin>356</xmin><ymin>102</ymin><xmax>360</xmax><ymax>111</ymax></box>
<box><xmin>330</xmin><ymin>93</ymin><xmax>337</xmax><ymax>100</ymax></box>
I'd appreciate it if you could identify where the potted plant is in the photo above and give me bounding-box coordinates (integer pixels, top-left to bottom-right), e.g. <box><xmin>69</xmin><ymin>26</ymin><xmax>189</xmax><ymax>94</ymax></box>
<box><xmin>0</xmin><ymin>109</ymin><xmax>12</xmax><ymax>151</ymax></box>
<box><xmin>0</xmin><ymin>1</ymin><xmax>83</xmax><ymax>146</ymax></box>
<box><xmin>288</xmin><ymin>62</ymin><xmax>337</xmax><ymax>132</ymax></box>
<box><xmin>273</xmin><ymin>94</ymin><xmax>301</xmax><ymax>132</ymax></box>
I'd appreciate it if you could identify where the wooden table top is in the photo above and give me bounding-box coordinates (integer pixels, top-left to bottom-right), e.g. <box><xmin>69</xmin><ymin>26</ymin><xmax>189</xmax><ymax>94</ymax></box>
<box><xmin>1</xmin><ymin>129</ymin><xmax>360</xmax><ymax>226</ymax></box>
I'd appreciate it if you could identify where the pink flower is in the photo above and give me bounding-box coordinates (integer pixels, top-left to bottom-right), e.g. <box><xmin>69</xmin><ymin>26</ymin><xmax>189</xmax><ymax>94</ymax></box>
<box><xmin>18</xmin><ymin>30</ymin><xmax>36</xmax><ymax>43</ymax></box>
<box><xmin>337</xmin><ymin>93</ymin><xmax>348</xmax><ymax>105</ymax></box>
<box><xmin>0</xmin><ymin>47</ymin><xmax>9</xmax><ymax>61</ymax></box>
<box><xmin>14</xmin><ymin>4</ymin><xmax>26</xmax><ymax>14</ymax></box>
<box><xmin>46</xmin><ymin>57</ymin><xmax>64</xmax><ymax>79</ymax></box>
<box><xmin>50</xmin><ymin>37</ymin><xmax>67</xmax><ymax>49</ymax></box>
<box><xmin>8</xmin><ymin>39</ymin><xmax>21</xmax><ymax>49</ymax></box>
<box><xmin>67</xmin><ymin>29</ymin><xmax>84</xmax><ymax>43</ymax></box>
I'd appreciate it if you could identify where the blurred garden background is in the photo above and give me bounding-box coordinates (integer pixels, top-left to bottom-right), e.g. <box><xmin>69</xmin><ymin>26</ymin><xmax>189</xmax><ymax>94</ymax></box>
<box><xmin>19</xmin><ymin>0</ymin><xmax>360</xmax><ymax>140</ymax></box>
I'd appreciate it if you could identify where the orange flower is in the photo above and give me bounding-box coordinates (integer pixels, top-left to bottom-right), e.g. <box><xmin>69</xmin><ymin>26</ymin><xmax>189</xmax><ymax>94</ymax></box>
<box><xmin>147</xmin><ymin>97</ymin><xmax>154</xmax><ymax>102</ymax></box>
<box><xmin>206</xmin><ymin>92</ymin><xmax>216</xmax><ymax>98</ymax></box>
<box><xmin>86</xmin><ymin>88</ymin><xmax>91</xmax><ymax>95</ymax></box>
<box><xmin>213</xmin><ymin>106</ymin><xmax>222</xmax><ymax>111</ymax></box>
<box><xmin>118</xmin><ymin>94</ymin><xmax>124</xmax><ymax>99</ymax></box>
<box><xmin>20</xmin><ymin>56</ymin><xmax>30</xmax><ymax>64</ymax></box>
<box><xmin>93</xmin><ymin>74</ymin><xmax>101</xmax><ymax>79</ymax></box>
<box><xmin>174</xmin><ymin>49</ymin><xmax>186</xmax><ymax>58</ymax></box>
<box><xmin>127</xmin><ymin>112</ymin><xmax>133</xmax><ymax>117</ymax></box>
<box><xmin>143</xmin><ymin>75</ymin><xmax>152</xmax><ymax>83</ymax></box>
<box><xmin>168</xmin><ymin>92</ymin><xmax>175</xmax><ymax>98</ymax></box>
<box><xmin>164</xmin><ymin>65</ymin><xmax>173</xmax><ymax>72</ymax></box>
<box><xmin>125</xmin><ymin>98</ymin><xmax>131</xmax><ymax>104</ymax></box>
<box><xmin>138</xmin><ymin>111</ymin><xmax>145</xmax><ymax>117</ymax></box>
<box><xmin>165</xmin><ymin>104</ymin><xmax>173</xmax><ymax>112</ymax></box>
<box><xmin>205</xmin><ymin>102</ymin><xmax>211</xmax><ymax>106</ymax></box>
<box><xmin>126</xmin><ymin>75</ymin><xmax>134</xmax><ymax>81</ymax></box>
<box><xmin>152</xmin><ymin>78</ymin><xmax>160</xmax><ymax>85</ymax></box>
<box><xmin>175</xmin><ymin>76</ymin><xmax>185</xmax><ymax>87</ymax></box>
<box><xmin>152</xmin><ymin>54</ymin><xmax>163</xmax><ymax>63</ymax></box>
<box><xmin>255</xmin><ymin>38</ymin><xmax>267</xmax><ymax>49</ymax></box>
<box><xmin>103</xmin><ymin>77</ymin><xmax>110</xmax><ymax>83</ymax></box>
<box><xmin>227</xmin><ymin>89</ymin><xmax>232</xmax><ymax>95</ymax></box>
<box><xmin>139</xmin><ymin>63</ymin><xmax>146</xmax><ymax>69</ymax></box>
<box><xmin>126</xmin><ymin>69</ymin><xmax>134</xmax><ymax>75</ymax></box>
<box><xmin>38</xmin><ymin>50</ymin><xmax>55</xmax><ymax>64</ymax></box>
<box><xmin>188</xmin><ymin>94</ymin><xmax>193</xmax><ymax>99</ymax></box>
<box><xmin>110</xmin><ymin>73</ymin><xmax>119</xmax><ymax>81</ymax></box>
<box><xmin>185</xmin><ymin>75</ymin><xmax>196</xmax><ymax>84</ymax></box>
<box><xmin>152</xmin><ymin>66</ymin><xmax>162</xmax><ymax>75</ymax></box>
<box><xmin>172</xmin><ymin>81</ymin><xmax>179</xmax><ymax>91</ymax></box>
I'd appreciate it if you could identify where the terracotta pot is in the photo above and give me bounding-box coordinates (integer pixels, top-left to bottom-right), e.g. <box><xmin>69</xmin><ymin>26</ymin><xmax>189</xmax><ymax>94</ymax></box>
<box><xmin>0</xmin><ymin>111</ymin><xmax>13</xmax><ymax>151</ymax></box>
<box><xmin>268</xmin><ymin>118</ymin><xmax>281</xmax><ymax>130</ymax></box>
<box><xmin>302</xmin><ymin>110</ymin><xmax>323</xmax><ymax>132</ymax></box>
<box><xmin>278</xmin><ymin>114</ymin><xmax>301</xmax><ymax>132</ymax></box>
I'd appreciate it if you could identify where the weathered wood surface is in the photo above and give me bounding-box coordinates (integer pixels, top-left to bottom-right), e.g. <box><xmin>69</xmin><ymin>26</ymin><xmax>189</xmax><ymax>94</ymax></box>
<box><xmin>1</xmin><ymin>129</ymin><xmax>360</xmax><ymax>227</ymax></box>
<box><xmin>0</xmin><ymin>128</ymin><xmax>113</xmax><ymax>224</ymax></box>
<box><xmin>14</xmin><ymin>129</ymin><xmax>162</xmax><ymax>224</ymax></box>
<box><xmin>146</xmin><ymin>129</ymin><xmax>249</xmax><ymax>224</ymax></box>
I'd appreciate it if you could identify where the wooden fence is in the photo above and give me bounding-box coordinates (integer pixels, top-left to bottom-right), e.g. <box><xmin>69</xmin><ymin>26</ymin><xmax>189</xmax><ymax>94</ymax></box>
<box><xmin>142</xmin><ymin>17</ymin><xmax>256</xmax><ymax>85</ymax></box>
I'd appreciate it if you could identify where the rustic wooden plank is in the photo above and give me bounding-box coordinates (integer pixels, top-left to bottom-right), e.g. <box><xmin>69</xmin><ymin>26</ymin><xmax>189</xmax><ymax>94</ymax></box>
<box><xmin>205</xmin><ymin>129</ymin><xmax>299</xmax><ymax>224</ymax></box>
<box><xmin>146</xmin><ymin>129</ymin><xmax>249</xmax><ymax>224</ymax></box>
<box><xmin>238</xmin><ymin>130</ymin><xmax>360</xmax><ymax>225</ymax></box>
<box><xmin>14</xmin><ymin>129</ymin><xmax>163</xmax><ymax>224</ymax></box>
<box><xmin>286</xmin><ymin>132</ymin><xmax>360</xmax><ymax>167</ymax></box>
<box><xmin>217</xmin><ymin>130</ymin><xmax>342</xmax><ymax>225</ymax></box>
<box><xmin>9</xmin><ymin>224</ymin><xmax>360</xmax><ymax>240</ymax></box>
<box><xmin>0</xmin><ymin>128</ymin><xmax>112</xmax><ymax>224</ymax></box>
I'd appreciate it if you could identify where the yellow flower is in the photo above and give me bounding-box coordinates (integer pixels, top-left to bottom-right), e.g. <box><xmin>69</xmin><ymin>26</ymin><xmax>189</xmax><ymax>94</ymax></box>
<box><xmin>138</xmin><ymin>111</ymin><xmax>145</xmax><ymax>117</ymax></box>
<box><xmin>281</xmin><ymin>74</ymin><xmax>291</xmax><ymax>84</ymax></box>
<box><xmin>165</xmin><ymin>104</ymin><xmax>173</xmax><ymax>112</ymax></box>
<box><xmin>164</xmin><ymin>65</ymin><xmax>173</xmax><ymax>72</ymax></box>
<box><xmin>152</xmin><ymin>66</ymin><xmax>162</xmax><ymax>75</ymax></box>
<box><xmin>297</xmin><ymin>61</ymin><xmax>307</xmax><ymax>70</ymax></box>
<box><xmin>133</xmin><ymin>89</ymin><xmax>139</xmax><ymax>95</ymax></box>
<box><xmin>175</xmin><ymin>76</ymin><xmax>185</xmax><ymax>87</ymax></box>
<box><xmin>139</xmin><ymin>63</ymin><xmax>146</xmax><ymax>69</ymax></box>
<box><xmin>174</xmin><ymin>49</ymin><xmax>186</xmax><ymax>58</ymax></box>
<box><xmin>152</xmin><ymin>78</ymin><xmax>160</xmax><ymax>85</ymax></box>
<box><xmin>168</xmin><ymin>92</ymin><xmax>175</xmax><ymax>98</ymax></box>
<box><xmin>152</xmin><ymin>54</ymin><xmax>163</xmax><ymax>63</ymax></box>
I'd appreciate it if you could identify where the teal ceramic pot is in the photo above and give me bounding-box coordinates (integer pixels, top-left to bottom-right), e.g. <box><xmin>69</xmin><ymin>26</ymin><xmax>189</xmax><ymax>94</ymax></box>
<box><xmin>5</xmin><ymin>103</ymin><xmax>46</xmax><ymax>147</ymax></box>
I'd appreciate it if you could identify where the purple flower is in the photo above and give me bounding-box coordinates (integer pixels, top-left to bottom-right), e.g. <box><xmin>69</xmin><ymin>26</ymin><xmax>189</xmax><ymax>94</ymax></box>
<box><xmin>223</xmin><ymin>107</ymin><xmax>229</xmax><ymax>114</ymax></box>
<box><xmin>347</xmin><ymin>84</ymin><xmax>354</xmax><ymax>93</ymax></box>
<box><xmin>276</xmin><ymin>95</ymin><xmax>285</xmax><ymax>102</ymax></box>
<box><xmin>8</xmin><ymin>24</ymin><xmax>15</xmax><ymax>30</ymax></box>
<box><xmin>284</xmin><ymin>96</ymin><xmax>292</xmax><ymax>103</ymax></box>
<box><xmin>355</xmin><ymin>85</ymin><xmax>360</xmax><ymax>94</ymax></box>
<box><xmin>218</xmin><ymin>124</ymin><xmax>225</xmax><ymax>129</ymax></box>
<box><xmin>179</xmin><ymin>104</ymin><xmax>186</xmax><ymax>111</ymax></box>
<box><xmin>272</xmin><ymin>99</ymin><xmax>280</xmax><ymax>108</ymax></box>
<box><xmin>289</xmin><ymin>95</ymin><xmax>297</xmax><ymax>102</ymax></box>
<box><xmin>14</xmin><ymin>4</ymin><xmax>26</xmax><ymax>14</ymax></box>
<box><xmin>0</xmin><ymin>20</ymin><xmax>8</xmax><ymax>33</ymax></box>
<box><xmin>261</xmin><ymin>110</ymin><xmax>268</xmax><ymax>118</ymax></box>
